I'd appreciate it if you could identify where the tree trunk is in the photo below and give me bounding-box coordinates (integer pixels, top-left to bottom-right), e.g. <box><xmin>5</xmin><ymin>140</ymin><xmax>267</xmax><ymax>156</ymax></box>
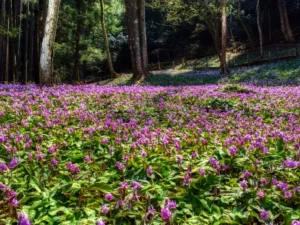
<box><xmin>99</xmin><ymin>0</ymin><xmax>117</xmax><ymax>79</ymax></box>
<box><xmin>24</xmin><ymin>2</ymin><xmax>29</xmax><ymax>84</ymax></box>
<box><xmin>5</xmin><ymin>0</ymin><xmax>10</xmax><ymax>83</ymax></box>
<box><xmin>138</xmin><ymin>0</ymin><xmax>149</xmax><ymax>76</ymax></box>
<box><xmin>278</xmin><ymin>0</ymin><xmax>289</xmax><ymax>42</ymax></box>
<box><xmin>257</xmin><ymin>0</ymin><xmax>263</xmax><ymax>58</ymax></box>
<box><xmin>220</xmin><ymin>0</ymin><xmax>229</xmax><ymax>75</ymax></box>
<box><xmin>124</xmin><ymin>0</ymin><xmax>146</xmax><ymax>82</ymax></box>
<box><xmin>282</xmin><ymin>0</ymin><xmax>294</xmax><ymax>43</ymax></box>
<box><xmin>73</xmin><ymin>0</ymin><xmax>81</xmax><ymax>82</ymax></box>
<box><xmin>268</xmin><ymin>1</ymin><xmax>272</xmax><ymax>44</ymax></box>
<box><xmin>237</xmin><ymin>0</ymin><xmax>254</xmax><ymax>50</ymax></box>
<box><xmin>39</xmin><ymin>0</ymin><xmax>61</xmax><ymax>86</ymax></box>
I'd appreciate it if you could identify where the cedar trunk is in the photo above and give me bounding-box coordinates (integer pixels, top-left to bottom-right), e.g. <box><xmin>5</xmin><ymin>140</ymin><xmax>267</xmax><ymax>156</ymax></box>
<box><xmin>73</xmin><ymin>0</ymin><xmax>81</xmax><ymax>82</ymax></box>
<box><xmin>124</xmin><ymin>0</ymin><xmax>147</xmax><ymax>82</ymax></box>
<box><xmin>39</xmin><ymin>0</ymin><xmax>61</xmax><ymax>86</ymax></box>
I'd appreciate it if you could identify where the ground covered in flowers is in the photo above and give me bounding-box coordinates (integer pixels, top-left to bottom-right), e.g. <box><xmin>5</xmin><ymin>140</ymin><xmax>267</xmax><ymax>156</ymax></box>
<box><xmin>0</xmin><ymin>85</ymin><xmax>299</xmax><ymax>225</ymax></box>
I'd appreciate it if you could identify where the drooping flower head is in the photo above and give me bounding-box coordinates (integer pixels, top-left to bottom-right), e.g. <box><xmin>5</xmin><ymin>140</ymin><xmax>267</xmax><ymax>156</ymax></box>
<box><xmin>8</xmin><ymin>157</ymin><xmax>18</xmax><ymax>169</ymax></box>
<box><xmin>101</xmin><ymin>204</ymin><xmax>109</xmax><ymax>215</ymax></box>
<box><xmin>105</xmin><ymin>193</ymin><xmax>114</xmax><ymax>202</ymax></box>
<box><xmin>18</xmin><ymin>213</ymin><xmax>31</xmax><ymax>225</ymax></box>
<box><xmin>132</xmin><ymin>181</ymin><xmax>142</xmax><ymax>190</ymax></box>
<box><xmin>161</xmin><ymin>207</ymin><xmax>172</xmax><ymax>220</ymax></box>
<box><xmin>240</xmin><ymin>180</ymin><xmax>248</xmax><ymax>191</ymax></box>
<box><xmin>259</xmin><ymin>208</ymin><xmax>269</xmax><ymax>220</ymax></box>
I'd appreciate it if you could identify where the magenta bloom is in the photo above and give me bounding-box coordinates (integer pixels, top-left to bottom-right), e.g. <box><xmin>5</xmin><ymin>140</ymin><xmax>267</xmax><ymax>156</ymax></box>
<box><xmin>147</xmin><ymin>205</ymin><xmax>155</xmax><ymax>216</ymax></box>
<box><xmin>260</xmin><ymin>178</ymin><xmax>268</xmax><ymax>186</ymax></box>
<box><xmin>176</xmin><ymin>155</ymin><xmax>183</xmax><ymax>164</ymax></box>
<box><xmin>51</xmin><ymin>158</ymin><xmax>58</xmax><ymax>167</ymax></box>
<box><xmin>10</xmin><ymin>198</ymin><xmax>20</xmax><ymax>207</ymax></box>
<box><xmin>291</xmin><ymin>220</ymin><xmax>300</xmax><ymax>225</ymax></box>
<box><xmin>18</xmin><ymin>213</ymin><xmax>31</xmax><ymax>225</ymax></box>
<box><xmin>0</xmin><ymin>183</ymin><xmax>7</xmax><ymax>191</ymax></box>
<box><xmin>101</xmin><ymin>204</ymin><xmax>109</xmax><ymax>215</ymax></box>
<box><xmin>240</xmin><ymin>180</ymin><xmax>248</xmax><ymax>190</ymax></box>
<box><xmin>140</xmin><ymin>150</ymin><xmax>147</xmax><ymax>158</ymax></box>
<box><xmin>147</xmin><ymin>166</ymin><xmax>153</xmax><ymax>175</ymax></box>
<box><xmin>97</xmin><ymin>220</ymin><xmax>105</xmax><ymax>225</ymax></box>
<box><xmin>165</xmin><ymin>199</ymin><xmax>177</xmax><ymax>210</ymax></box>
<box><xmin>257</xmin><ymin>189</ymin><xmax>265</xmax><ymax>199</ymax></box>
<box><xmin>199</xmin><ymin>168</ymin><xmax>206</xmax><ymax>176</ymax></box>
<box><xmin>105</xmin><ymin>193</ymin><xmax>114</xmax><ymax>202</ymax></box>
<box><xmin>229</xmin><ymin>146</ymin><xmax>238</xmax><ymax>156</ymax></box>
<box><xmin>243</xmin><ymin>170</ymin><xmax>252</xmax><ymax>179</ymax></box>
<box><xmin>120</xmin><ymin>181</ymin><xmax>129</xmax><ymax>190</ymax></box>
<box><xmin>8</xmin><ymin>157</ymin><xmax>18</xmax><ymax>169</ymax></box>
<box><xmin>260</xmin><ymin>208</ymin><xmax>269</xmax><ymax>220</ymax></box>
<box><xmin>183</xmin><ymin>172</ymin><xmax>191</xmax><ymax>186</ymax></box>
<box><xmin>161</xmin><ymin>207</ymin><xmax>172</xmax><ymax>220</ymax></box>
<box><xmin>115</xmin><ymin>162</ymin><xmax>125</xmax><ymax>171</ymax></box>
<box><xmin>284</xmin><ymin>191</ymin><xmax>292</xmax><ymax>199</ymax></box>
<box><xmin>0</xmin><ymin>163</ymin><xmax>8</xmax><ymax>171</ymax></box>
<box><xmin>132</xmin><ymin>181</ymin><xmax>142</xmax><ymax>190</ymax></box>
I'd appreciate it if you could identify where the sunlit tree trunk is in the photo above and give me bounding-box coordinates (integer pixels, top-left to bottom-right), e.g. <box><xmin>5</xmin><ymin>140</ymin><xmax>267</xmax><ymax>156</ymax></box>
<box><xmin>220</xmin><ymin>0</ymin><xmax>229</xmax><ymax>75</ymax></box>
<box><xmin>99</xmin><ymin>0</ymin><xmax>117</xmax><ymax>79</ymax></box>
<box><xmin>39</xmin><ymin>0</ymin><xmax>61</xmax><ymax>86</ymax></box>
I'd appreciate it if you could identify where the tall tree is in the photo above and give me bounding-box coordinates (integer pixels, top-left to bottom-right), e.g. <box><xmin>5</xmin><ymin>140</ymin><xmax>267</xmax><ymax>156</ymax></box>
<box><xmin>39</xmin><ymin>0</ymin><xmax>61</xmax><ymax>86</ymax></box>
<box><xmin>278</xmin><ymin>0</ymin><xmax>294</xmax><ymax>43</ymax></box>
<box><xmin>237</xmin><ymin>0</ymin><xmax>255</xmax><ymax>49</ymax></box>
<box><xmin>220</xmin><ymin>0</ymin><xmax>229</xmax><ymax>75</ymax></box>
<box><xmin>257</xmin><ymin>0</ymin><xmax>263</xmax><ymax>58</ymax></box>
<box><xmin>73</xmin><ymin>0</ymin><xmax>82</xmax><ymax>82</ymax></box>
<box><xmin>124</xmin><ymin>0</ymin><xmax>149</xmax><ymax>82</ymax></box>
<box><xmin>99</xmin><ymin>0</ymin><xmax>117</xmax><ymax>79</ymax></box>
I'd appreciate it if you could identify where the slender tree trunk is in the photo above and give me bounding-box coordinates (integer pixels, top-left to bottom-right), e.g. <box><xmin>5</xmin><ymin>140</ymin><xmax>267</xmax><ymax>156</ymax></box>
<box><xmin>282</xmin><ymin>0</ymin><xmax>294</xmax><ymax>43</ymax></box>
<box><xmin>73</xmin><ymin>0</ymin><xmax>81</xmax><ymax>82</ymax></box>
<box><xmin>5</xmin><ymin>0</ymin><xmax>10</xmax><ymax>83</ymax></box>
<box><xmin>39</xmin><ymin>0</ymin><xmax>61</xmax><ymax>86</ymax></box>
<box><xmin>24</xmin><ymin>2</ymin><xmax>29</xmax><ymax>84</ymax></box>
<box><xmin>220</xmin><ymin>0</ymin><xmax>229</xmax><ymax>75</ymax></box>
<box><xmin>268</xmin><ymin>1</ymin><xmax>272</xmax><ymax>44</ymax></box>
<box><xmin>0</xmin><ymin>0</ymin><xmax>6</xmax><ymax>82</ymax></box>
<box><xmin>138</xmin><ymin>0</ymin><xmax>149</xmax><ymax>76</ymax></box>
<box><xmin>257</xmin><ymin>0</ymin><xmax>263</xmax><ymax>58</ymax></box>
<box><xmin>99</xmin><ymin>0</ymin><xmax>117</xmax><ymax>79</ymax></box>
<box><xmin>124</xmin><ymin>0</ymin><xmax>146</xmax><ymax>82</ymax></box>
<box><xmin>278</xmin><ymin>0</ymin><xmax>289</xmax><ymax>42</ymax></box>
<box><xmin>237</xmin><ymin>0</ymin><xmax>254</xmax><ymax>50</ymax></box>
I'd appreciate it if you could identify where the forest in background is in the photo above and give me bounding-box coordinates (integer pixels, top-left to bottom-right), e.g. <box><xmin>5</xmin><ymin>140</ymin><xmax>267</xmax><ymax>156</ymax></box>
<box><xmin>0</xmin><ymin>0</ymin><xmax>299</xmax><ymax>85</ymax></box>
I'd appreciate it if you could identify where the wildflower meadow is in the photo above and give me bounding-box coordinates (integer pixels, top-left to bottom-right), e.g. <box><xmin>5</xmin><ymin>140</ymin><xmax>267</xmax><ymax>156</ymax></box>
<box><xmin>0</xmin><ymin>85</ymin><xmax>299</xmax><ymax>225</ymax></box>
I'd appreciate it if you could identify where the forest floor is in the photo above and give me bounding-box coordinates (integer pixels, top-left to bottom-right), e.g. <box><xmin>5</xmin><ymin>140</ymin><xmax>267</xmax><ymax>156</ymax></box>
<box><xmin>99</xmin><ymin>58</ymin><xmax>300</xmax><ymax>86</ymax></box>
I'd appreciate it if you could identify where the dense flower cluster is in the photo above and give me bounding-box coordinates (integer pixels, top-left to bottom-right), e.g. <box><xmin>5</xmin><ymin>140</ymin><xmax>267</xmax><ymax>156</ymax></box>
<box><xmin>0</xmin><ymin>85</ymin><xmax>299</xmax><ymax>224</ymax></box>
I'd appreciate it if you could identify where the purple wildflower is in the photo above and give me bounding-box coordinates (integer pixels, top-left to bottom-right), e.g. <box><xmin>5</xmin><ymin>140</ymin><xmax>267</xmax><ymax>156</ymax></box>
<box><xmin>161</xmin><ymin>207</ymin><xmax>172</xmax><ymax>220</ymax></box>
<box><xmin>18</xmin><ymin>213</ymin><xmax>31</xmax><ymax>225</ymax></box>
<box><xmin>97</xmin><ymin>220</ymin><xmax>105</xmax><ymax>225</ymax></box>
<box><xmin>199</xmin><ymin>168</ymin><xmax>206</xmax><ymax>176</ymax></box>
<box><xmin>105</xmin><ymin>193</ymin><xmax>114</xmax><ymax>202</ymax></box>
<box><xmin>132</xmin><ymin>181</ymin><xmax>142</xmax><ymax>190</ymax></box>
<box><xmin>147</xmin><ymin>166</ymin><xmax>153</xmax><ymax>175</ymax></box>
<box><xmin>51</xmin><ymin>158</ymin><xmax>58</xmax><ymax>167</ymax></box>
<box><xmin>257</xmin><ymin>189</ymin><xmax>265</xmax><ymax>199</ymax></box>
<box><xmin>260</xmin><ymin>178</ymin><xmax>268</xmax><ymax>186</ymax></box>
<box><xmin>260</xmin><ymin>208</ymin><xmax>269</xmax><ymax>220</ymax></box>
<box><xmin>240</xmin><ymin>180</ymin><xmax>248</xmax><ymax>191</ymax></box>
<box><xmin>8</xmin><ymin>157</ymin><xmax>18</xmax><ymax>169</ymax></box>
<box><xmin>0</xmin><ymin>163</ymin><xmax>8</xmax><ymax>171</ymax></box>
<box><xmin>229</xmin><ymin>146</ymin><xmax>238</xmax><ymax>156</ymax></box>
<box><xmin>101</xmin><ymin>204</ymin><xmax>109</xmax><ymax>215</ymax></box>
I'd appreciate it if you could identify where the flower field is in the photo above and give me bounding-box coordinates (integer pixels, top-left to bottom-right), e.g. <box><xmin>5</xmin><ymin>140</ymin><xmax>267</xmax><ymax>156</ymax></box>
<box><xmin>0</xmin><ymin>85</ymin><xmax>299</xmax><ymax>225</ymax></box>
